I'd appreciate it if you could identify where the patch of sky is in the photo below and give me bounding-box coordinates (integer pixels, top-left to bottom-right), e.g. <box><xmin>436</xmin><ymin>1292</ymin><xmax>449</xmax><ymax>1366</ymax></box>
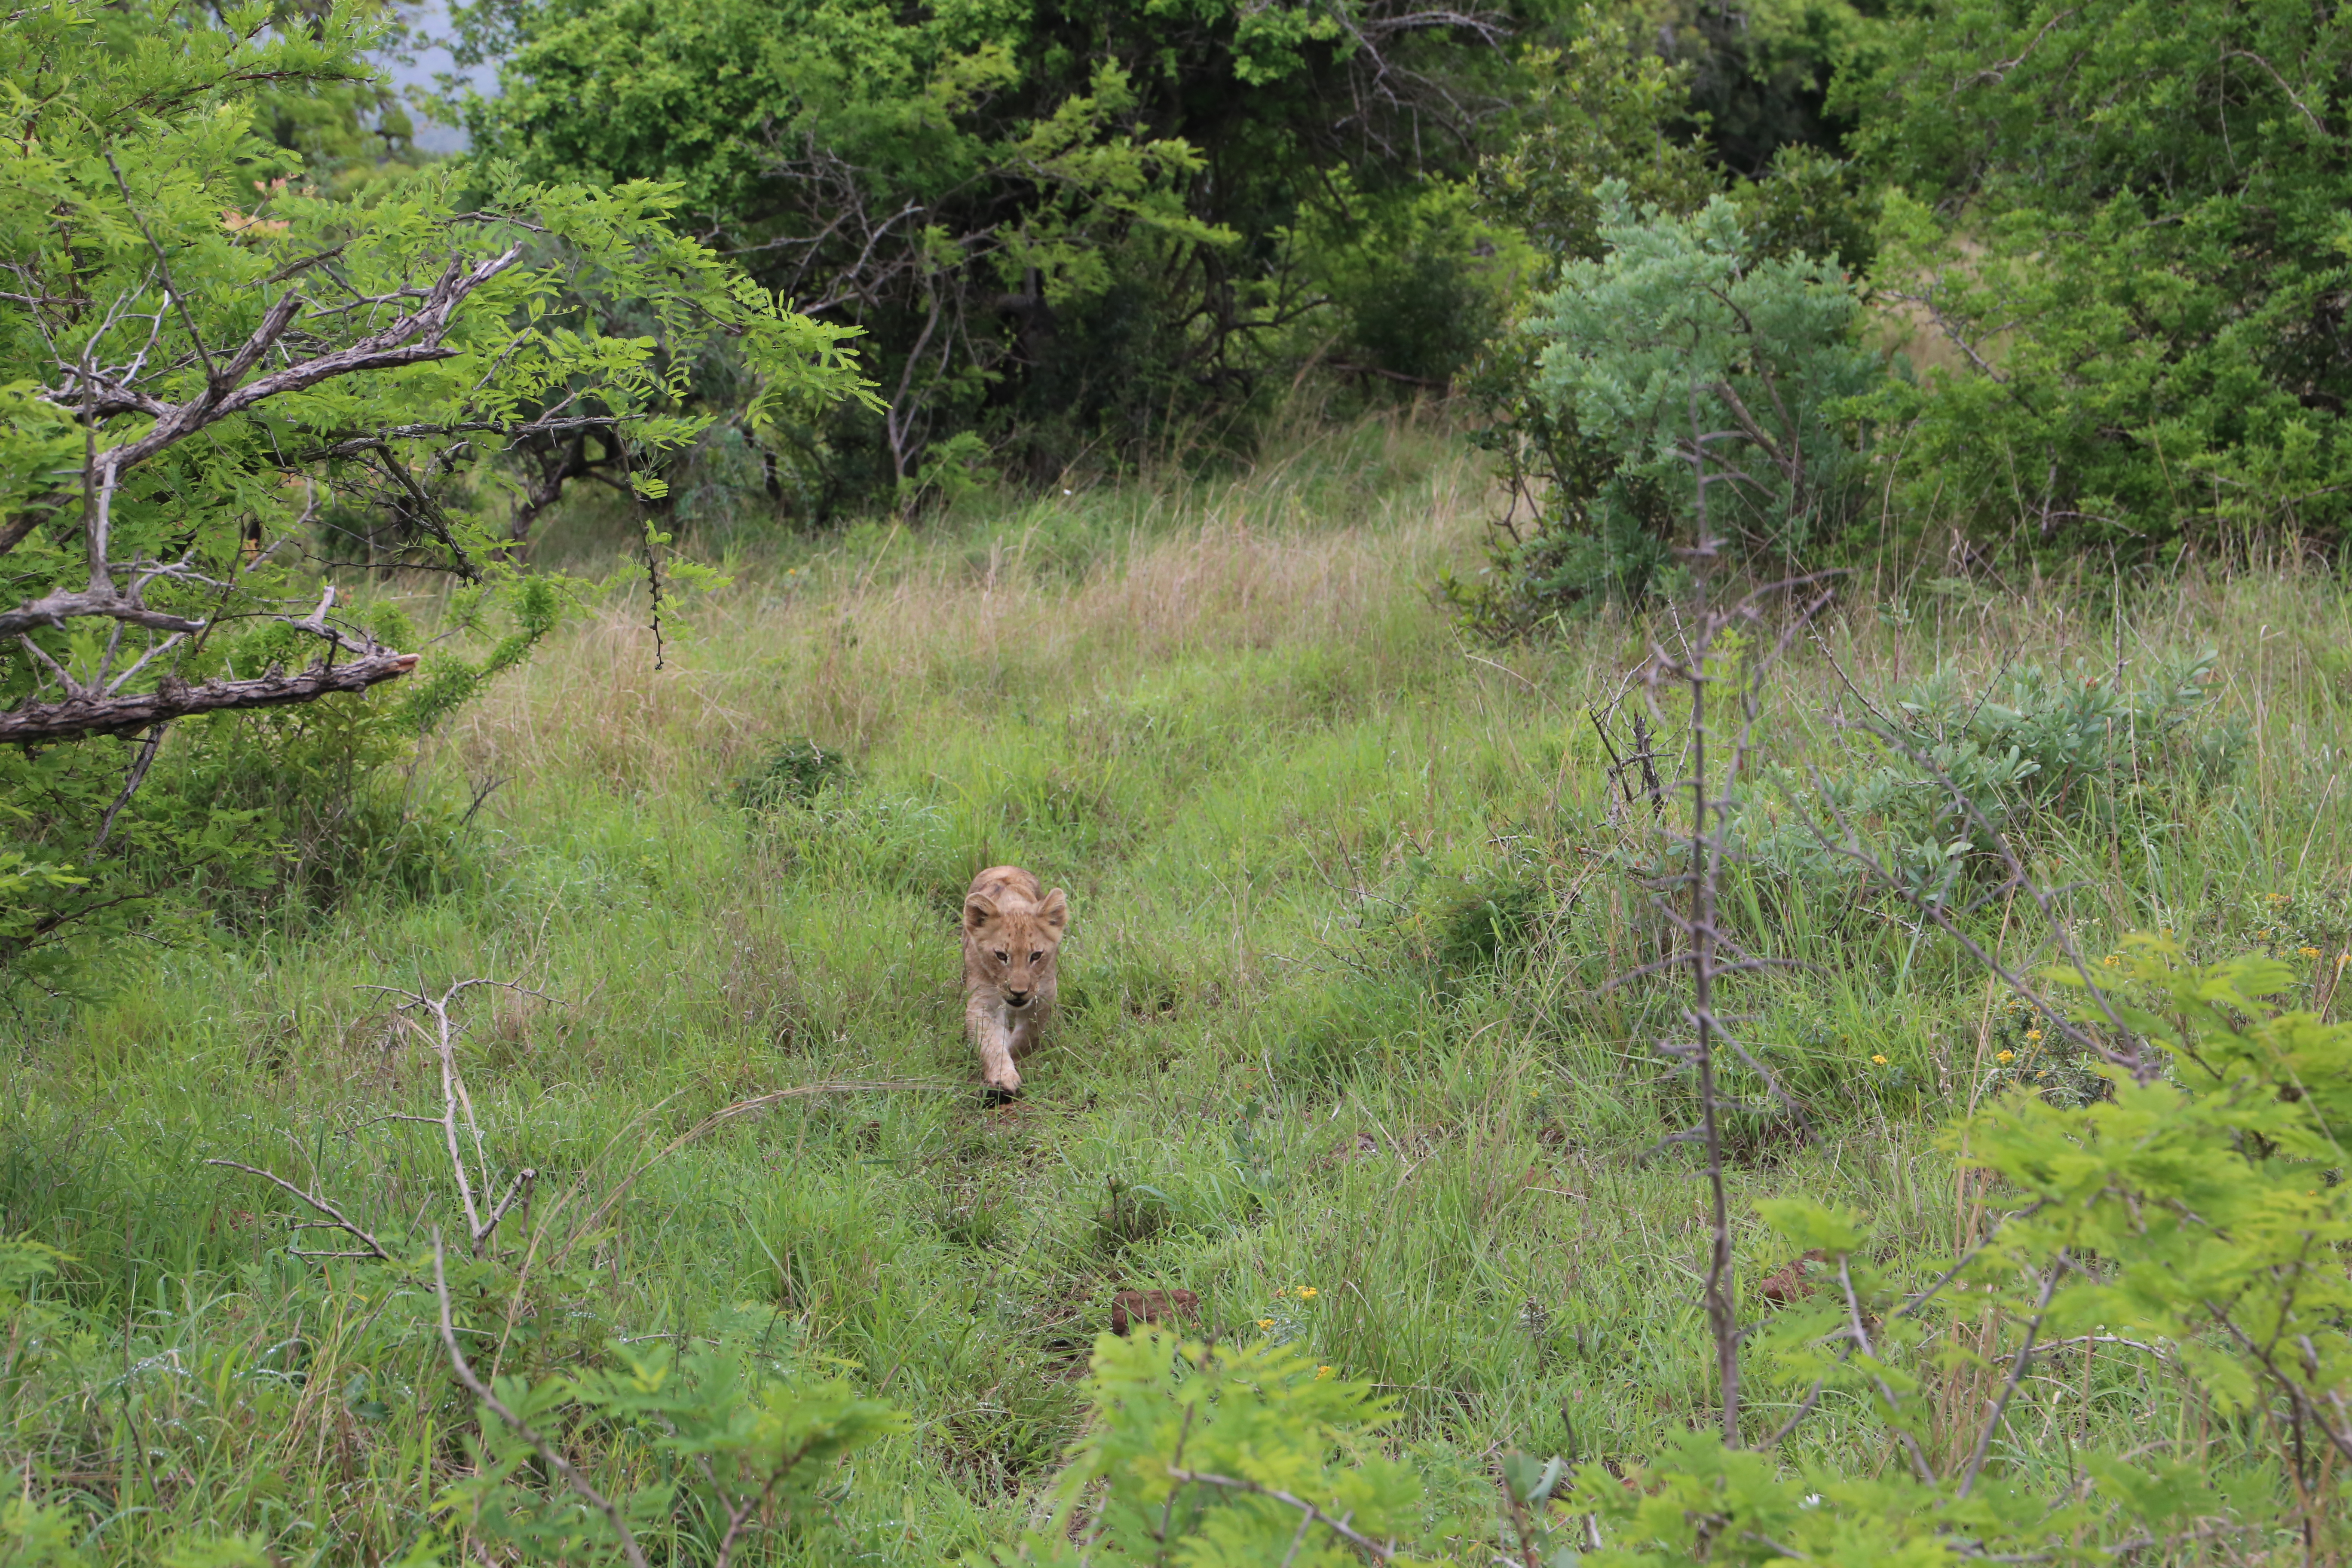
<box><xmin>374</xmin><ymin>0</ymin><xmax>499</xmax><ymax>155</ymax></box>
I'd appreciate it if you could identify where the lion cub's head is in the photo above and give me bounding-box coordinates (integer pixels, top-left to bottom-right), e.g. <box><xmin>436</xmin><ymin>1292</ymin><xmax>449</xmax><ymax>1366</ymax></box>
<box><xmin>965</xmin><ymin>884</ymin><xmax>1069</xmax><ymax>1009</ymax></box>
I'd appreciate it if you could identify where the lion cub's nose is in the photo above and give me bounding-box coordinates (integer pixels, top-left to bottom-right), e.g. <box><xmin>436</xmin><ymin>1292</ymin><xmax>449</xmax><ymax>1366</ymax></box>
<box><xmin>1005</xmin><ymin>989</ymin><xmax>1031</xmax><ymax>1007</ymax></box>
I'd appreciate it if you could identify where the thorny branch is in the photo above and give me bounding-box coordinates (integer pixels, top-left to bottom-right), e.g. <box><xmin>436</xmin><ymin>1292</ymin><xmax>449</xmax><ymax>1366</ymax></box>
<box><xmin>207</xmin><ymin>977</ymin><xmax>551</xmax><ymax>1264</ymax></box>
<box><xmin>1957</xmin><ymin>1252</ymin><xmax>2063</xmax><ymax>1497</ymax></box>
<box><xmin>365</xmin><ymin>978</ymin><xmax>550</xmax><ymax>1258</ymax></box>
<box><xmin>1836</xmin><ymin>1255</ymin><xmax>1937</xmax><ymax>1482</ymax></box>
<box><xmin>1620</xmin><ymin>380</ymin><xmax>1837</xmax><ymax>1448</ymax></box>
<box><xmin>1162</xmin><ymin>1467</ymin><xmax>1395</xmax><ymax>1562</ymax></box>
<box><xmin>204</xmin><ymin>1159</ymin><xmax>392</xmax><ymax>1262</ymax></box>
<box><xmin>434</xmin><ymin>1235</ymin><xmax>654</xmax><ymax>1568</ymax></box>
<box><xmin>0</xmin><ymin>646</ymin><xmax>420</xmax><ymax>744</ymax></box>
<box><xmin>2204</xmin><ymin>1295</ymin><xmax>2352</xmax><ymax>1468</ymax></box>
<box><xmin>2</xmin><ymin>233</ymin><xmax>529</xmax><ymax>739</ymax></box>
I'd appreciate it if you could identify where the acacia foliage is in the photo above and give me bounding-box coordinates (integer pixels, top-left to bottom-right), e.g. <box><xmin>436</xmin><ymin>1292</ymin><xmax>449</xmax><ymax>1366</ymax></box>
<box><xmin>1018</xmin><ymin>1333</ymin><xmax>1441</xmax><ymax>1566</ymax></box>
<box><xmin>0</xmin><ymin>0</ymin><xmax>870</xmax><ymax>983</ymax></box>
<box><xmin>1003</xmin><ymin>941</ymin><xmax>2352</xmax><ymax>1562</ymax></box>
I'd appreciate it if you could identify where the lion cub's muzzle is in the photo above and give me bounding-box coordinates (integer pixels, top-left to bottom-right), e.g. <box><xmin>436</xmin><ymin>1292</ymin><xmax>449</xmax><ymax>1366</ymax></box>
<box><xmin>1004</xmin><ymin>989</ymin><xmax>1034</xmax><ymax>1008</ymax></box>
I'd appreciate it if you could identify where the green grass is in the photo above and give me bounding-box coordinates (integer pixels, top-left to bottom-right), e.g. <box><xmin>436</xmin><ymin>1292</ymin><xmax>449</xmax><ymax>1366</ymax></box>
<box><xmin>3</xmin><ymin>411</ymin><xmax>2349</xmax><ymax>1561</ymax></box>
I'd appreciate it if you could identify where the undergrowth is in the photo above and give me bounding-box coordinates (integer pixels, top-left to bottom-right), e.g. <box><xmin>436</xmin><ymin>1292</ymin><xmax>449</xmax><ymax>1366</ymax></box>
<box><xmin>0</xmin><ymin>414</ymin><xmax>2346</xmax><ymax>1561</ymax></box>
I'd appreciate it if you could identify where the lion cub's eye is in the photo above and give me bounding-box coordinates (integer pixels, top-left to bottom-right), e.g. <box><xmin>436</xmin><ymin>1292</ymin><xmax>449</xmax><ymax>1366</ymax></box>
<box><xmin>1030</xmin><ymin>951</ymin><xmax>1043</xmax><ymax>963</ymax></box>
<box><xmin>994</xmin><ymin>950</ymin><xmax>1008</xmax><ymax>963</ymax></box>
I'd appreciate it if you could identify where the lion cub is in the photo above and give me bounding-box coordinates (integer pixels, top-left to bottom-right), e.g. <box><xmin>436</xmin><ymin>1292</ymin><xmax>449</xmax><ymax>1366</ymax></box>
<box><xmin>962</xmin><ymin>864</ymin><xmax>1068</xmax><ymax>1095</ymax></box>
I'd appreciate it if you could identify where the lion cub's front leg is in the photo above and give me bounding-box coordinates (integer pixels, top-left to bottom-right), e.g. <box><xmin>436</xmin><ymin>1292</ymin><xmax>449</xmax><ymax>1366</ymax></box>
<box><xmin>965</xmin><ymin>987</ymin><xmax>1023</xmax><ymax>1095</ymax></box>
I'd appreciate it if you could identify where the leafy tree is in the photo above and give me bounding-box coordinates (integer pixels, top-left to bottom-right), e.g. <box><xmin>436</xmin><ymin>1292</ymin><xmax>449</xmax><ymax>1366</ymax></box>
<box><xmin>1448</xmin><ymin>183</ymin><xmax>1885</xmax><ymax>629</ymax></box>
<box><xmin>1661</xmin><ymin>0</ymin><xmax>1867</xmax><ymax>176</ymax></box>
<box><xmin>1532</xmin><ymin>189</ymin><xmax>1881</xmax><ymax>568</ymax></box>
<box><xmin>450</xmin><ymin>0</ymin><xmax>1544</xmax><ymax>508</ymax></box>
<box><xmin>1446</xmin><ymin>9</ymin><xmax>1887</xmax><ymax>637</ymax></box>
<box><xmin>0</xmin><ymin>0</ymin><xmax>870</xmax><ymax>982</ymax></box>
<box><xmin>1837</xmin><ymin>0</ymin><xmax>2352</xmax><ymax>558</ymax></box>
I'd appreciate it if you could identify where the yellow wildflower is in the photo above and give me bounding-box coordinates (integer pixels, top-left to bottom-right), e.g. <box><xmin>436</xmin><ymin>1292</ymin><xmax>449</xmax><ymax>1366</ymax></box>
<box><xmin>1871</xmin><ymin>1054</ymin><xmax>1888</xmax><ymax>1065</ymax></box>
<box><xmin>2025</xmin><ymin>1029</ymin><xmax>2043</xmax><ymax>1042</ymax></box>
<box><xmin>1997</xmin><ymin>1050</ymin><xmax>2015</xmax><ymax>1064</ymax></box>
<box><xmin>1297</xmin><ymin>1286</ymin><xmax>1318</xmax><ymax>1300</ymax></box>
<box><xmin>2101</xmin><ymin>954</ymin><xmax>2121</xmax><ymax>967</ymax></box>
<box><xmin>1316</xmin><ymin>1365</ymin><xmax>1335</xmax><ymax>1380</ymax></box>
<box><xmin>2300</xmin><ymin>946</ymin><xmax>2322</xmax><ymax>959</ymax></box>
<box><xmin>1258</xmin><ymin>1317</ymin><xmax>1274</xmax><ymax>1330</ymax></box>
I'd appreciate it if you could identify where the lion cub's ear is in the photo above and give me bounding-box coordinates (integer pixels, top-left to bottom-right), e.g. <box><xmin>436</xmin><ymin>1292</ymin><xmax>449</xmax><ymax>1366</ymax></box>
<box><xmin>964</xmin><ymin>892</ymin><xmax>1000</xmax><ymax>930</ymax></box>
<box><xmin>1038</xmin><ymin>888</ymin><xmax>1069</xmax><ymax>937</ymax></box>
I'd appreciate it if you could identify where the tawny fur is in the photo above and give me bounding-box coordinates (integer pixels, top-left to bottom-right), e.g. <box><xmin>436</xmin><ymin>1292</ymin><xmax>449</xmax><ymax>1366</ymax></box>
<box><xmin>961</xmin><ymin>865</ymin><xmax>1069</xmax><ymax>1093</ymax></box>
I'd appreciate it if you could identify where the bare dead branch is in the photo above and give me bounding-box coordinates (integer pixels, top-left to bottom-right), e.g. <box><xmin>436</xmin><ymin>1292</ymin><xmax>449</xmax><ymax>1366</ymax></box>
<box><xmin>89</xmin><ymin>722</ymin><xmax>167</xmax><ymax>853</ymax></box>
<box><xmin>1958</xmin><ymin>1253</ymin><xmax>2063</xmax><ymax>1496</ymax></box>
<box><xmin>205</xmin><ymin>1159</ymin><xmax>392</xmax><ymax>1261</ymax></box>
<box><xmin>1893</xmin><ymin>1200</ymin><xmax>2046</xmax><ymax>1320</ymax></box>
<box><xmin>1834</xmin><ymin>1255</ymin><xmax>1936</xmax><ymax>1482</ymax></box>
<box><xmin>1764</xmin><ymin>1375</ymin><xmax>1830</xmax><ymax>1448</ymax></box>
<box><xmin>2223</xmin><ymin>49</ymin><xmax>2329</xmax><ymax>137</ymax></box>
<box><xmin>1963</xmin><ymin>7</ymin><xmax>2080</xmax><ymax>88</ymax></box>
<box><xmin>15</xmin><ymin>634</ymin><xmax>77</xmax><ymax>698</ymax></box>
<box><xmin>363</xmin><ymin>977</ymin><xmax>546</xmax><ymax>1256</ymax></box>
<box><xmin>45</xmin><ymin>245</ymin><xmax>524</xmax><ymax>489</ymax></box>
<box><xmin>0</xmin><ymin>588</ymin><xmax>207</xmax><ymax>640</ymax></box>
<box><xmin>0</xmin><ymin>508</ymin><xmax>43</xmax><ymax>557</ymax></box>
<box><xmin>104</xmin><ymin>631</ymin><xmax>187</xmax><ymax>695</ymax></box>
<box><xmin>0</xmin><ymin>647</ymin><xmax>418</xmax><ymax>744</ymax></box>
<box><xmin>481</xmin><ymin>1167</ymin><xmax>539</xmax><ymax>1248</ymax></box>
<box><xmin>2202</xmin><ymin>1298</ymin><xmax>2352</xmax><ymax>1467</ymax></box>
<box><xmin>101</xmin><ymin>147</ymin><xmax>221</xmax><ymax>390</ymax></box>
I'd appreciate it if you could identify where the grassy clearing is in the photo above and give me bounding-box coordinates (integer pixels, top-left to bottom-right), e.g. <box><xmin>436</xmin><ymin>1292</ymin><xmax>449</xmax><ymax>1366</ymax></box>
<box><xmin>2</xmin><ymin>411</ymin><xmax>2349</xmax><ymax>1561</ymax></box>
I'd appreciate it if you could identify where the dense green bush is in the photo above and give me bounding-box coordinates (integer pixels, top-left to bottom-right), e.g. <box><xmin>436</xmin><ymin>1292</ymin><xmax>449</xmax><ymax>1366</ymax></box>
<box><xmin>1446</xmin><ymin>11</ymin><xmax>1888</xmax><ymax>634</ymax></box>
<box><xmin>1017</xmin><ymin>1332</ymin><xmax>1443</xmax><ymax>1565</ymax></box>
<box><xmin>1734</xmin><ymin>651</ymin><xmax>2234</xmax><ymax>911</ymax></box>
<box><xmin>1839</xmin><ymin>0</ymin><xmax>2352</xmax><ymax>559</ymax></box>
<box><xmin>1449</xmin><ymin>187</ymin><xmax>1887</xmax><ymax>626</ymax></box>
<box><xmin>995</xmin><ymin>940</ymin><xmax>2352</xmax><ymax>1562</ymax></box>
<box><xmin>1457</xmin><ymin>0</ymin><xmax>2352</xmax><ymax>619</ymax></box>
<box><xmin>451</xmin><ymin>0</ymin><xmax>1587</xmax><ymax>507</ymax></box>
<box><xmin>733</xmin><ymin>738</ymin><xmax>855</xmax><ymax>811</ymax></box>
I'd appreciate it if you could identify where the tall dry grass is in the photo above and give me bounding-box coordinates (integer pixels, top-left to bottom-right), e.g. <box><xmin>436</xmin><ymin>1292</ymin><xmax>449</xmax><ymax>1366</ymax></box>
<box><xmin>450</xmin><ymin>414</ymin><xmax>1493</xmax><ymax>791</ymax></box>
